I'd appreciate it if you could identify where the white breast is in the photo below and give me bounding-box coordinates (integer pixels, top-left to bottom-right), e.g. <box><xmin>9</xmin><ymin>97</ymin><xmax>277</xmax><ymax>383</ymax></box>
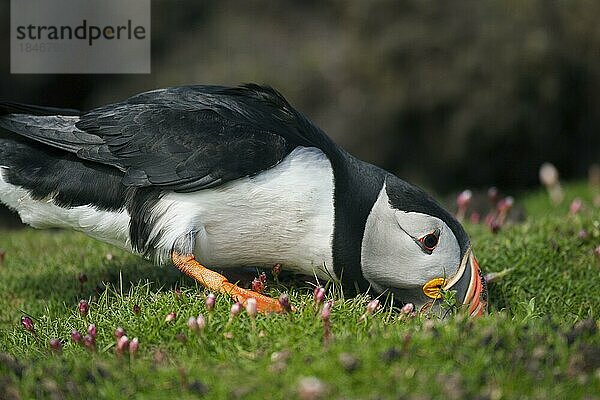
<box><xmin>149</xmin><ymin>146</ymin><xmax>336</xmax><ymax>279</ymax></box>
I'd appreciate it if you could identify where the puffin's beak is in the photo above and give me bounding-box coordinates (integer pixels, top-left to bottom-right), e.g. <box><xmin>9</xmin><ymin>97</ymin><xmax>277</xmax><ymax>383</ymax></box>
<box><xmin>443</xmin><ymin>248</ymin><xmax>487</xmax><ymax>316</ymax></box>
<box><xmin>423</xmin><ymin>248</ymin><xmax>487</xmax><ymax>316</ymax></box>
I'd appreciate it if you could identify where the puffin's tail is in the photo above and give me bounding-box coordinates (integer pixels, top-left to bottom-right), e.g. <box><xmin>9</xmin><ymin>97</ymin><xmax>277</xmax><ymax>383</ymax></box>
<box><xmin>0</xmin><ymin>101</ymin><xmax>82</xmax><ymax>168</ymax></box>
<box><xmin>0</xmin><ymin>101</ymin><xmax>81</xmax><ymax>186</ymax></box>
<box><xmin>0</xmin><ymin>102</ymin><xmax>80</xmax><ymax>204</ymax></box>
<box><xmin>0</xmin><ymin>101</ymin><xmax>80</xmax><ymax>117</ymax></box>
<box><xmin>0</xmin><ymin>102</ymin><xmax>128</xmax><ymax>227</ymax></box>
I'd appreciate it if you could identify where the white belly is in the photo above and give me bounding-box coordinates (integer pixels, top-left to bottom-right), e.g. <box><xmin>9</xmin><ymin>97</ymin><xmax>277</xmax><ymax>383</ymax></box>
<box><xmin>0</xmin><ymin>146</ymin><xmax>336</xmax><ymax>279</ymax></box>
<box><xmin>148</xmin><ymin>146</ymin><xmax>336</xmax><ymax>279</ymax></box>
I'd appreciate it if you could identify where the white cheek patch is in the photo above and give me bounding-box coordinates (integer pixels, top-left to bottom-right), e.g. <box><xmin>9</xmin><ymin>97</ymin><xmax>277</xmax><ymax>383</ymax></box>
<box><xmin>361</xmin><ymin>185</ymin><xmax>461</xmax><ymax>290</ymax></box>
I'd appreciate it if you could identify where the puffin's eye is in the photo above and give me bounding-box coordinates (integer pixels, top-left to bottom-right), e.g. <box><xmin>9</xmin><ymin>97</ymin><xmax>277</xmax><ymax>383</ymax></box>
<box><xmin>423</xmin><ymin>234</ymin><xmax>438</xmax><ymax>249</ymax></box>
<box><xmin>418</xmin><ymin>229</ymin><xmax>440</xmax><ymax>253</ymax></box>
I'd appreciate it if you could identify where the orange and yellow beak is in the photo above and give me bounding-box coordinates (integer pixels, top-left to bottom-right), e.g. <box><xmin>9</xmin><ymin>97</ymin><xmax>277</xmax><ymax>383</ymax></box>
<box><xmin>422</xmin><ymin>248</ymin><xmax>487</xmax><ymax>316</ymax></box>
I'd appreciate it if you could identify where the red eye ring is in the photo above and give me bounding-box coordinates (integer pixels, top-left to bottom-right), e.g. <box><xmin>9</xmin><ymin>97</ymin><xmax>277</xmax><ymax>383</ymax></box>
<box><xmin>419</xmin><ymin>230</ymin><xmax>440</xmax><ymax>251</ymax></box>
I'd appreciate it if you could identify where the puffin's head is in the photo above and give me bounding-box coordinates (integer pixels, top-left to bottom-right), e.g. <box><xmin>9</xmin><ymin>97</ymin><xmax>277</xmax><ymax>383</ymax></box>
<box><xmin>361</xmin><ymin>174</ymin><xmax>487</xmax><ymax>316</ymax></box>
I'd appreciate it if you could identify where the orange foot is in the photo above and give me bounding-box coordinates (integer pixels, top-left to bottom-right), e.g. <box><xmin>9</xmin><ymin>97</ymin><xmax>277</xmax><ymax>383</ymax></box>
<box><xmin>171</xmin><ymin>252</ymin><xmax>284</xmax><ymax>313</ymax></box>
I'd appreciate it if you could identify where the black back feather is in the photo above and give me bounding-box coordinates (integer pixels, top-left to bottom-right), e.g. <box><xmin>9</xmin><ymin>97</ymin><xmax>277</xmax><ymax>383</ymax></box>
<box><xmin>0</xmin><ymin>84</ymin><xmax>338</xmax><ymax>258</ymax></box>
<box><xmin>0</xmin><ymin>84</ymin><xmax>333</xmax><ymax>193</ymax></box>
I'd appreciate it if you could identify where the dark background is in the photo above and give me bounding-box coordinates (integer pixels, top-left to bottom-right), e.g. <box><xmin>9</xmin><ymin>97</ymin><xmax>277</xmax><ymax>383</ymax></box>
<box><xmin>1</xmin><ymin>0</ymin><xmax>598</xmax><ymax>220</ymax></box>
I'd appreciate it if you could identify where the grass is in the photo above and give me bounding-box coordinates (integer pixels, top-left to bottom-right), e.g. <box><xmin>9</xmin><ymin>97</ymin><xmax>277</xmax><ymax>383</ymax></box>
<box><xmin>0</xmin><ymin>183</ymin><xmax>599</xmax><ymax>399</ymax></box>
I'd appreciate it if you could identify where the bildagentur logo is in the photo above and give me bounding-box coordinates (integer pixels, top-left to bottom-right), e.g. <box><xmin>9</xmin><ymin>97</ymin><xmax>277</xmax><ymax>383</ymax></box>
<box><xmin>11</xmin><ymin>0</ymin><xmax>151</xmax><ymax>74</ymax></box>
<box><xmin>15</xmin><ymin>19</ymin><xmax>147</xmax><ymax>47</ymax></box>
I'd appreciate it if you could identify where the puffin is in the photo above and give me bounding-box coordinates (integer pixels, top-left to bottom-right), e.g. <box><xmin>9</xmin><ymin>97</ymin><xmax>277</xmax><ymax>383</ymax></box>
<box><xmin>0</xmin><ymin>84</ymin><xmax>486</xmax><ymax>315</ymax></box>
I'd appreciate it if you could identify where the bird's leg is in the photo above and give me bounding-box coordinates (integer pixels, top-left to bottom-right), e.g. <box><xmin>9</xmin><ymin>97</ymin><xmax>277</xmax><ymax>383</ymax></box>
<box><xmin>171</xmin><ymin>253</ymin><xmax>284</xmax><ymax>313</ymax></box>
<box><xmin>170</xmin><ymin>234</ymin><xmax>283</xmax><ymax>313</ymax></box>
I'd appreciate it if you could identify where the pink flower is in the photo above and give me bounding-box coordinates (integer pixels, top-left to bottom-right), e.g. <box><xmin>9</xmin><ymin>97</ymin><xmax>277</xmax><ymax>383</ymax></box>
<box><xmin>129</xmin><ymin>337</ymin><xmax>139</xmax><ymax>355</ymax></box>
<box><xmin>496</xmin><ymin>195</ymin><xmax>515</xmax><ymax>224</ymax></box>
<box><xmin>20</xmin><ymin>316</ymin><xmax>34</xmax><ymax>332</ymax></box>
<box><xmin>278</xmin><ymin>293</ymin><xmax>292</xmax><ymax>313</ymax></box>
<box><xmin>469</xmin><ymin>212</ymin><xmax>481</xmax><ymax>224</ymax></box>
<box><xmin>569</xmin><ymin>198</ymin><xmax>583</xmax><ymax>215</ymax></box>
<box><xmin>165</xmin><ymin>312</ymin><xmax>176</xmax><ymax>322</ymax></box>
<box><xmin>196</xmin><ymin>314</ymin><xmax>206</xmax><ymax>331</ymax></box>
<box><xmin>484</xmin><ymin>267</ymin><xmax>514</xmax><ymax>284</ymax></box>
<box><xmin>116</xmin><ymin>335</ymin><xmax>129</xmax><ymax>354</ymax></box>
<box><xmin>496</xmin><ymin>197</ymin><xmax>514</xmax><ymax>213</ymax></box>
<box><xmin>456</xmin><ymin>190</ymin><xmax>472</xmax><ymax>221</ymax></box>
<box><xmin>321</xmin><ymin>300</ymin><xmax>333</xmax><ymax>321</ymax></box>
<box><xmin>251</xmin><ymin>278</ymin><xmax>265</xmax><ymax>293</ymax></box>
<box><xmin>205</xmin><ymin>293</ymin><xmax>216</xmax><ymax>312</ymax></box>
<box><xmin>366</xmin><ymin>299</ymin><xmax>380</xmax><ymax>314</ymax></box>
<box><xmin>71</xmin><ymin>330</ymin><xmax>83</xmax><ymax>344</ymax></box>
<box><xmin>230</xmin><ymin>302</ymin><xmax>242</xmax><ymax>318</ymax></box>
<box><xmin>78</xmin><ymin>300</ymin><xmax>89</xmax><ymax>316</ymax></box>
<box><xmin>246</xmin><ymin>298</ymin><xmax>258</xmax><ymax>318</ymax></box>
<box><xmin>456</xmin><ymin>190</ymin><xmax>472</xmax><ymax>208</ymax></box>
<box><xmin>114</xmin><ymin>327</ymin><xmax>126</xmax><ymax>339</ymax></box>
<box><xmin>187</xmin><ymin>316</ymin><xmax>198</xmax><ymax>331</ymax></box>
<box><xmin>401</xmin><ymin>303</ymin><xmax>414</xmax><ymax>314</ymax></box>
<box><xmin>82</xmin><ymin>335</ymin><xmax>95</xmax><ymax>351</ymax></box>
<box><xmin>259</xmin><ymin>272</ymin><xmax>268</xmax><ymax>284</ymax></box>
<box><xmin>539</xmin><ymin>163</ymin><xmax>559</xmax><ymax>187</ymax></box>
<box><xmin>49</xmin><ymin>338</ymin><xmax>62</xmax><ymax>352</ymax></box>
<box><xmin>313</xmin><ymin>287</ymin><xmax>325</xmax><ymax>305</ymax></box>
<box><xmin>173</xmin><ymin>288</ymin><xmax>182</xmax><ymax>299</ymax></box>
<box><xmin>484</xmin><ymin>272</ymin><xmax>498</xmax><ymax>283</ymax></box>
<box><xmin>87</xmin><ymin>324</ymin><xmax>97</xmax><ymax>338</ymax></box>
<box><xmin>540</xmin><ymin>163</ymin><xmax>564</xmax><ymax>204</ymax></box>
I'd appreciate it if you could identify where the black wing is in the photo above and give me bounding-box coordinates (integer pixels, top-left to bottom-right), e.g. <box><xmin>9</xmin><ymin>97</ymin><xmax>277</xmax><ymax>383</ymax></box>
<box><xmin>0</xmin><ymin>84</ymin><xmax>332</xmax><ymax>192</ymax></box>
